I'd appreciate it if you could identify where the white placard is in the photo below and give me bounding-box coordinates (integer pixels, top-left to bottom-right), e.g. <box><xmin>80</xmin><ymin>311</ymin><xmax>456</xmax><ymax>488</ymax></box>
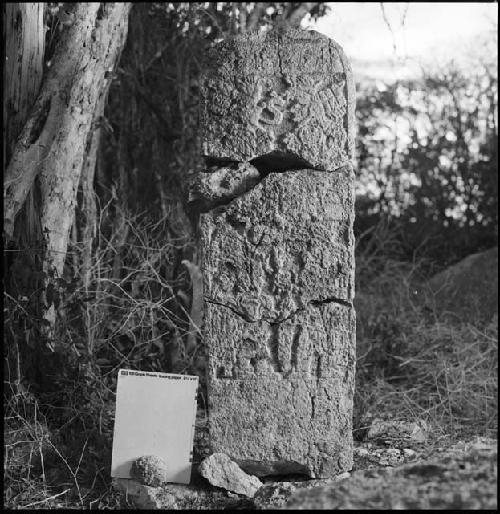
<box><xmin>111</xmin><ymin>369</ymin><xmax>198</xmax><ymax>484</ymax></box>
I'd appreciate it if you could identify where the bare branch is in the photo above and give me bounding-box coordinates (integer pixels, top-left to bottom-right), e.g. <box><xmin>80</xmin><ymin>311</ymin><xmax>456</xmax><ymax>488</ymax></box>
<box><xmin>380</xmin><ymin>2</ymin><xmax>398</xmax><ymax>56</ymax></box>
<box><xmin>401</xmin><ymin>2</ymin><xmax>410</xmax><ymax>28</ymax></box>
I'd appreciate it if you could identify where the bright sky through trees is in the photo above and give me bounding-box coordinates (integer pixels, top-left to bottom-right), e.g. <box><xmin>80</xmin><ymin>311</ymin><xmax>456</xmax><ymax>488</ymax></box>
<box><xmin>310</xmin><ymin>2</ymin><xmax>498</xmax><ymax>79</ymax></box>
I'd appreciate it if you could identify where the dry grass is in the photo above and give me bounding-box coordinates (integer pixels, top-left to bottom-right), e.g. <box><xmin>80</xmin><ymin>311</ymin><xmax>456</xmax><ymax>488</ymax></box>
<box><xmin>354</xmin><ymin>318</ymin><xmax>498</xmax><ymax>438</ymax></box>
<box><xmin>3</xmin><ymin>204</ymin><xmax>200</xmax><ymax>509</ymax></box>
<box><xmin>4</xmin><ymin>218</ymin><xmax>497</xmax><ymax>508</ymax></box>
<box><xmin>62</xmin><ymin>200</ymin><xmax>199</xmax><ymax>376</ymax></box>
<box><xmin>353</xmin><ymin>223</ymin><xmax>498</xmax><ymax>444</ymax></box>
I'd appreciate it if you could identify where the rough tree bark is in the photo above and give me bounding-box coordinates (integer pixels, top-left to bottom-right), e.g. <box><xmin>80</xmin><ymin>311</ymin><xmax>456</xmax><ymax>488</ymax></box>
<box><xmin>4</xmin><ymin>3</ymin><xmax>131</xmax><ymax>338</ymax></box>
<box><xmin>4</xmin><ymin>3</ymin><xmax>45</xmax><ymax>167</ymax></box>
<box><xmin>3</xmin><ymin>3</ymin><xmax>45</xmax><ymax>261</ymax></box>
<box><xmin>79</xmin><ymin>93</ymin><xmax>106</xmax><ymax>291</ymax></box>
<box><xmin>5</xmin><ymin>3</ymin><xmax>131</xmax><ymax>264</ymax></box>
<box><xmin>3</xmin><ymin>3</ymin><xmax>45</xmax><ymax>385</ymax></box>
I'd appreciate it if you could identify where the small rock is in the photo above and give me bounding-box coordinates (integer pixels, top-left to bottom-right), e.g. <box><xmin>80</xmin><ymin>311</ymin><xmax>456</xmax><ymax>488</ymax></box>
<box><xmin>199</xmin><ymin>453</ymin><xmax>262</xmax><ymax>498</ymax></box>
<box><xmin>130</xmin><ymin>455</ymin><xmax>168</xmax><ymax>487</ymax></box>
<box><xmin>113</xmin><ymin>478</ymin><xmax>162</xmax><ymax>509</ymax></box>
<box><xmin>403</xmin><ymin>448</ymin><xmax>417</xmax><ymax>459</ymax></box>
<box><xmin>463</xmin><ymin>437</ymin><xmax>497</xmax><ymax>453</ymax></box>
<box><xmin>354</xmin><ymin>448</ymin><xmax>369</xmax><ymax>457</ymax></box>
<box><xmin>385</xmin><ymin>449</ymin><xmax>404</xmax><ymax>466</ymax></box>
<box><xmin>253</xmin><ymin>481</ymin><xmax>297</xmax><ymax>509</ymax></box>
<box><xmin>407</xmin><ymin>421</ymin><xmax>428</xmax><ymax>442</ymax></box>
<box><xmin>188</xmin><ymin>162</ymin><xmax>261</xmax><ymax>212</ymax></box>
<box><xmin>366</xmin><ymin>418</ymin><xmax>428</xmax><ymax>443</ymax></box>
<box><xmin>113</xmin><ymin>478</ymin><xmax>241</xmax><ymax>510</ymax></box>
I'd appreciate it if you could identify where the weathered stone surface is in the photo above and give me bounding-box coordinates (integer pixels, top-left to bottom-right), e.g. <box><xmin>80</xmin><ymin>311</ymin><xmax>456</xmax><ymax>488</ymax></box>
<box><xmin>204</xmin><ymin>301</ymin><xmax>355</xmax><ymax>380</ymax></box>
<box><xmin>366</xmin><ymin>419</ymin><xmax>428</xmax><ymax>444</ymax></box>
<box><xmin>200</xmin><ymin>29</ymin><xmax>355</xmax><ymax>170</ymax></box>
<box><xmin>199</xmin><ymin>29</ymin><xmax>356</xmax><ymax>481</ymax></box>
<box><xmin>189</xmin><ymin>162</ymin><xmax>261</xmax><ymax>212</ymax></box>
<box><xmin>130</xmin><ymin>455</ymin><xmax>169</xmax><ymax>487</ymax></box>
<box><xmin>201</xmin><ymin>168</ymin><xmax>355</xmax><ymax>477</ymax></box>
<box><xmin>283</xmin><ymin>437</ymin><xmax>498</xmax><ymax>510</ymax></box>
<box><xmin>208</xmin><ymin>372</ymin><xmax>354</xmax><ymax>478</ymax></box>
<box><xmin>113</xmin><ymin>478</ymin><xmax>248</xmax><ymax>510</ymax></box>
<box><xmin>201</xmin><ymin>167</ymin><xmax>355</xmax><ymax>323</ymax></box>
<box><xmin>253</xmin><ymin>474</ymin><xmax>350</xmax><ymax>509</ymax></box>
<box><xmin>113</xmin><ymin>479</ymin><xmax>162</xmax><ymax>509</ymax></box>
<box><xmin>199</xmin><ymin>453</ymin><xmax>263</xmax><ymax>497</ymax></box>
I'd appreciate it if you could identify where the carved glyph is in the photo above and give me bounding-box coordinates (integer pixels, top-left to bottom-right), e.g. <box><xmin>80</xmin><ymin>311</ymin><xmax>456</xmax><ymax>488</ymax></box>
<box><xmin>200</xmin><ymin>29</ymin><xmax>355</xmax><ymax>170</ymax></box>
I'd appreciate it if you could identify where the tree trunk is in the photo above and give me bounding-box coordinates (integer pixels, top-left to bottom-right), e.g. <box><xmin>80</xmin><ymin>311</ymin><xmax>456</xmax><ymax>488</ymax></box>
<box><xmin>3</xmin><ymin>3</ymin><xmax>45</xmax><ymax>386</ymax></box>
<box><xmin>4</xmin><ymin>3</ymin><xmax>45</xmax><ymax>167</ymax></box>
<box><xmin>4</xmin><ymin>3</ymin><xmax>131</xmax><ymax>340</ymax></box>
<box><xmin>5</xmin><ymin>3</ymin><xmax>131</xmax><ymax>264</ymax></box>
<box><xmin>3</xmin><ymin>3</ymin><xmax>44</xmax><ymax>261</ymax></box>
<box><xmin>80</xmin><ymin>93</ymin><xmax>106</xmax><ymax>291</ymax></box>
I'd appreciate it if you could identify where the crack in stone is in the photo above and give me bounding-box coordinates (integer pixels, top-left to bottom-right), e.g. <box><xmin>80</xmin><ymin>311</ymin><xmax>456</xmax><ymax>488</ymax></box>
<box><xmin>269</xmin><ymin>323</ymin><xmax>282</xmax><ymax>372</ymax></box>
<box><xmin>290</xmin><ymin>324</ymin><xmax>302</xmax><ymax>371</ymax></box>
<box><xmin>311</xmin><ymin>297</ymin><xmax>353</xmax><ymax>309</ymax></box>
<box><xmin>194</xmin><ymin>161</ymin><xmax>352</xmax><ymax>214</ymax></box>
<box><xmin>251</xmin><ymin>152</ymin><xmax>315</xmax><ymax>174</ymax></box>
<box><xmin>204</xmin><ymin>297</ymin><xmax>256</xmax><ymax>323</ymax></box>
<box><xmin>277</xmin><ymin>31</ymin><xmax>284</xmax><ymax>78</ymax></box>
<box><xmin>193</xmin><ymin>157</ymin><xmax>312</xmax><ymax>214</ymax></box>
<box><xmin>205</xmin><ymin>295</ymin><xmax>354</xmax><ymax>326</ymax></box>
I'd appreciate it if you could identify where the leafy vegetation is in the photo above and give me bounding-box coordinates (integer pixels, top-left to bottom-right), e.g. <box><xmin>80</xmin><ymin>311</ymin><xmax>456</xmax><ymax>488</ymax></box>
<box><xmin>355</xmin><ymin>28</ymin><xmax>498</xmax><ymax>265</ymax></box>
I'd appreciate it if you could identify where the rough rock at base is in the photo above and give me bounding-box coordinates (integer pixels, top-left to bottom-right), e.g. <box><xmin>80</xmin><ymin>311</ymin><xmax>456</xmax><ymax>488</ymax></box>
<box><xmin>253</xmin><ymin>473</ymin><xmax>351</xmax><ymax>509</ymax></box>
<box><xmin>199</xmin><ymin>453</ymin><xmax>263</xmax><ymax>498</ymax></box>
<box><xmin>130</xmin><ymin>455</ymin><xmax>169</xmax><ymax>487</ymax></box>
<box><xmin>366</xmin><ymin>418</ymin><xmax>428</xmax><ymax>444</ymax></box>
<box><xmin>113</xmin><ymin>478</ymin><xmax>249</xmax><ymax>510</ymax></box>
<box><xmin>282</xmin><ymin>437</ymin><xmax>498</xmax><ymax>510</ymax></box>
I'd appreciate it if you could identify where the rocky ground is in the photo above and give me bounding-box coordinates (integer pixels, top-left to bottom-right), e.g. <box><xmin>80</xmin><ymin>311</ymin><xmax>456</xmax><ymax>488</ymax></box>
<box><xmin>283</xmin><ymin>438</ymin><xmax>497</xmax><ymax>510</ymax></box>
<box><xmin>113</xmin><ymin>430</ymin><xmax>497</xmax><ymax>510</ymax></box>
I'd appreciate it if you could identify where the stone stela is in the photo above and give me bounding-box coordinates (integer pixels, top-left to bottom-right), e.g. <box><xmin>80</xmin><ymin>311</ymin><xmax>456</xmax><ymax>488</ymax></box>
<box><xmin>192</xmin><ymin>29</ymin><xmax>356</xmax><ymax>478</ymax></box>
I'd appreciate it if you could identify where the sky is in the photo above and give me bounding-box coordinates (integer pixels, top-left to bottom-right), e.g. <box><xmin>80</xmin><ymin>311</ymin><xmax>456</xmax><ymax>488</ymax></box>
<box><xmin>310</xmin><ymin>2</ymin><xmax>498</xmax><ymax>80</ymax></box>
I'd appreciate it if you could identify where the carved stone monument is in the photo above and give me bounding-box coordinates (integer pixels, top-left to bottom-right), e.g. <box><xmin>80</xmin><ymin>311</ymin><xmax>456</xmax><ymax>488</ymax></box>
<box><xmin>193</xmin><ymin>29</ymin><xmax>356</xmax><ymax>478</ymax></box>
